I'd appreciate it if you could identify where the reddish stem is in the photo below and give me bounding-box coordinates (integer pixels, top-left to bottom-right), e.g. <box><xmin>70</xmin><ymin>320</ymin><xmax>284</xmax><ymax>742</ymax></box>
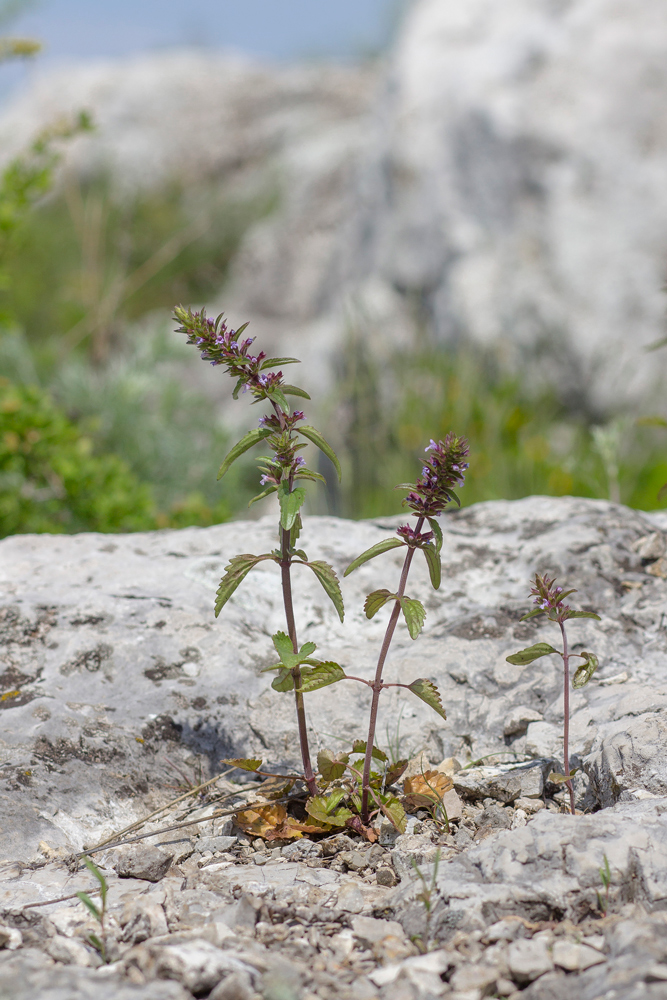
<box><xmin>272</xmin><ymin>399</ymin><xmax>318</xmax><ymax>796</ymax></box>
<box><xmin>559</xmin><ymin>620</ymin><xmax>576</xmax><ymax>815</ymax></box>
<box><xmin>361</xmin><ymin>517</ymin><xmax>424</xmax><ymax>824</ymax></box>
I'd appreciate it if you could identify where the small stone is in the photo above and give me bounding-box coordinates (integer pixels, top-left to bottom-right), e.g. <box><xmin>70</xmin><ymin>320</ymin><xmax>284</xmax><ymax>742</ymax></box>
<box><xmin>365</xmin><ymin>843</ymin><xmax>386</xmax><ymax>868</ymax></box>
<box><xmin>508</xmin><ymin>938</ymin><xmax>554</xmax><ymax>983</ymax></box>
<box><xmin>391</xmin><ymin>833</ymin><xmax>439</xmax><ymax>880</ymax></box>
<box><xmin>196</xmin><ymin>836</ymin><xmax>237</xmax><ymax>854</ymax></box>
<box><xmin>320</xmin><ymin>833</ymin><xmax>356</xmax><ymax>857</ymax></box>
<box><xmin>402</xmin><ymin>752</ymin><xmax>432</xmax><ymax>780</ymax></box>
<box><xmin>454</xmin><ymin>825</ymin><xmax>473</xmax><ymax>848</ymax></box>
<box><xmin>633</xmin><ymin>532</ymin><xmax>666</xmax><ymax>560</ymax></box>
<box><xmin>496</xmin><ymin>977</ymin><xmax>518</xmax><ymax>996</ymax></box>
<box><xmin>336</xmin><ymin>881</ymin><xmax>365</xmax><ymax>913</ymax></box>
<box><xmin>449</xmin><ymin>963</ymin><xmax>499</xmax><ymax>993</ymax></box>
<box><xmin>112</xmin><ymin>844</ymin><xmax>174</xmax><ymax>882</ymax></box>
<box><xmin>45</xmin><ymin>934</ymin><xmax>98</xmax><ymax>967</ymax></box>
<box><xmin>209</xmin><ymin>971</ymin><xmax>255</xmax><ymax>1000</ymax></box>
<box><xmin>435</xmin><ymin>757</ymin><xmax>462</xmax><ymax>775</ymax></box>
<box><xmin>483</xmin><ymin>918</ymin><xmax>524</xmax><ymax>943</ymax></box>
<box><xmin>475</xmin><ymin>804</ymin><xmax>512</xmax><ymax>831</ymax></box>
<box><xmin>352</xmin><ymin>915</ymin><xmax>406</xmax><ymax>946</ymax></box>
<box><xmin>514</xmin><ymin>797</ymin><xmax>545</xmax><ymax>814</ymax></box>
<box><xmin>511</xmin><ymin>808</ymin><xmax>527</xmax><ymax>829</ymax></box>
<box><xmin>340</xmin><ymin>850</ymin><xmax>369</xmax><ymax>871</ymax></box>
<box><xmin>0</xmin><ymin>925</ymin><xmax>22</xmax><ymax>951</ymax></box>
<box><xmin>441</xmin><ymin>788</ymin><xmax>464</xmax><ymax>822</ymax></box>
<box><xmin>503</xmin><ymin>706</ymin><xmax>544</xmax><ymax>737</ymax></box>
<box><xmin>552</xmin><ymin>939</ymin><xmax>606</xmax><ymax>971</ymax></box>
<box><xmin>376</xmin><ymin>867</ymin><xmax>398</xmax><ymax>887</ymax></box>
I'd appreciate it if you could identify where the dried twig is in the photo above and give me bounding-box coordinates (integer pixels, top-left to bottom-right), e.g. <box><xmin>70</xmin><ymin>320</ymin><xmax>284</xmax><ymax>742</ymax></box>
<box><xmin>78</xmin><ymin>794</ymin><xmax>296</xmax><ymax>857</ymax></box>
<box><xmin>82</xmin><ymin>768</ymin><xmax>241</xmax><ymax>854</ymax></box>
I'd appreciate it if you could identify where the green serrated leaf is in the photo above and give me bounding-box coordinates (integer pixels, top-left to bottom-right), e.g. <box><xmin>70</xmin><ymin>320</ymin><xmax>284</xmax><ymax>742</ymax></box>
<box><xmin>572</xmin><ymin>651</ymin><xmax>599</xmax><ymax>688</ymax></box>
<box><xmin>400</xmin><ymin>597</ymin><xmax>426</xmax><ymax>639</ymax></box>
<box><xmin>215</xmin><ymin>554</ymin><xmax>274</xmax><ymax>616</ymax></box>
<box><xmin>408</xmin><ymin>678</ymin><xmax>447</xmax><ymax>720</ymax></box>
<box><xmin>297</xmin><ymin>425</ymin><xmax>342</xmax><ymax>481</ymax></box>
<box><xmin>217</xmin><ymin>427</ymin><xmax>272</xmax><ymax>480</ymax></box>
<box><xmin>272</xmin><ymin>668</ymin><xmax>294</xmax><ymax>692</ymax></box>
<box><xmin>306</xmin><ymin>791</ymin><xmax>350</xmax><ymax>826</ymax></box>
<box><xmin>76</xmin><ymin>892</ymin><xmax>101</xmax><ymax>922</ymax></box>
<box><xmin>289</xmin><ymin>512</ymin><xmax>302</xmax><ymax>548</ymax></box>
<box><xmin>298</xmin><ymin>661</ymin><xmax>346</xmax><ymax>693</ymax></box>
<box><xmin>364</xmin><ymin>589</ymin><xmax>396</xmax><ymax>619</ymax></box>
<box><xmin>294</xmin><ymin>469</ymin><xmax>327</xmax><ymax>484</ymax></box>
<box><xmin>383</xmin><ymin>797</ymin><xmax>407</xmax><ymax>833</ymax></box>
<box><xmin>505</xmin><ymin>642</ymin><xmax>558</xmax><ymax>665</ymax></box>
<box><xmin>344</xmin><ymin>537</ymin><xmax>405</xmax><ymax>576</ymax></box>
<box><xmin>566</xmin><ymin>611</ymin><xmax>602</xmax><ymax>620</ymax></box>
<box><xmin>304</xmin><ymin>560</ymin><xmax>345</xmax><ymax>622</ymax></box>
<box><xmin>423</xmin><ymin>545</ymin><xmax>441</xmax><ymax>590</ymax></box>
<box><xmin>351</xmin><ymin>740</ymin><xmax>388</xmax><ymax>762</ymax></box>
<box><xmin>272</xmin><ymin>631</ymin><xmax>298</xmax><ymax>668</ymax></box>
<box><xmin>232</xmin><ymin>377</ymin><xmax>245</xmax><ymax>400</ymax></box>
<box><xmin>317</xmin><ymin>749</ymin><xmax>350</xmax><ymax>782</ymax></box>
<box><xmin>519</xmin><ymin>608</ymin><xmax>544</xmax><ymax>621</ymax></box>
<box><xmin>222</xmin><ymin>758</ymin><xmax>263</xmax><ymax>772</ymax></box>
<box><xmin>260</xmin><ymin>357</ymin><xmax>301</xmax><ymax>369</ymax></box>
<box><xmin>281</xmin><ymin>384</ymin><xmax>311</xmax><ymax>400</ymax></box>
<box><xmin>291</xmin><ymin>548</ymin><xmax>309</xmax><ymax>561</ymax></box>
<box><xmin>278</xmin><ymin>483</ymin><xmax>306</xmax><ymax>531</ymax></box>
<box><xmin>248</xmin><ymin>485</ymin><xmax>278</xmax><ymax>507</ymax></box>
<box><xmin>269</xmin><ymin>388</ymin><xmax>289</xmax><ymax>413</ymax></box>
<box><xmin>427</xmin><ymin>517</ymin><xmax>443</xmax><ymax>555</ymax></box>
<box><xmin>385</xmin><ymin>759</ymin><xmax>410</xmax><ymax>785</ymax></box>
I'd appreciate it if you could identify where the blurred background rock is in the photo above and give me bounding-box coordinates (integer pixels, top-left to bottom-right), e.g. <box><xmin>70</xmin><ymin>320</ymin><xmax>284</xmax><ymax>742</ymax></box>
<box><xmin>0</xmin><ymin>0</ymin><xmax>666</xmax><ymax>536</ymax></box>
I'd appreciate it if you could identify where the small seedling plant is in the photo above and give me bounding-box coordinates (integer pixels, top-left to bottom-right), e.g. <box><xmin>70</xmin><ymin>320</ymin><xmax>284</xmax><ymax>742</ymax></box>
<box><xmin>174</xmin><ymin>307</ymin><xmax>465</xmax><ymax>837</ymax></box>
<box><xmin>507</xmin><ymin>574</ymin><xmax>600</xmax><ymax>815</ymax></box>
<box><xmin>76</xmin><ymin>856</ymin><xmax>109</xmax><ymax>963</ymax></box>
<box><xmin>597</xmin><ymin>854</ymin><xmax>612</xmax><ymax>916</ymax></box>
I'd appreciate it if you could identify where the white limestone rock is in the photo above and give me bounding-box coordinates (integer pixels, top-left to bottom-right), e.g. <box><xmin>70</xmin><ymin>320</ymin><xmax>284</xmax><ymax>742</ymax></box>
<box><xmin>0</xmin><ymin>496</ymin><xmax>666</xmax><ymax>861</ymax></box>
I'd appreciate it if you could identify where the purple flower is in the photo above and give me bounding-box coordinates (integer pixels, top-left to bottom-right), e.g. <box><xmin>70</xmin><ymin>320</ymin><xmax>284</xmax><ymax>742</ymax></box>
<box><xmin>402</xmin><ymin>434</ymin><xmax>470</xmax><ymax>518</ymax></box>
<box><xmin>396</xmin><ymin>524</ymin><xmax>435</xmax><ymax>548</ymax></box>
<box><xmin>529</xmin><ymin>574</ymin><xmax>573</xmax><ymax>621</ymax></box>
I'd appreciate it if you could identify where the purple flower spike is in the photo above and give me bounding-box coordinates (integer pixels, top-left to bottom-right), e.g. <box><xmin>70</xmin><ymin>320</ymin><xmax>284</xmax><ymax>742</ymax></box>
<box><xmin>403</xmin><ymin>433</ymin><xmax>470</xmax><ymax>518</ymax></box>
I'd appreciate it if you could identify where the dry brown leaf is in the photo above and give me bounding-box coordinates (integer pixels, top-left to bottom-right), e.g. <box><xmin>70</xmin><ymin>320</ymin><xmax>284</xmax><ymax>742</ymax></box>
<box><xmin>234</xmin><ymin>802</ymin><xmax>330</xmax><ymax>841</ymax></box>
<box><xmin>234</xmin><ymin>803</ymin><xmax>297</xmax><ymax>839</ymax></box>
<box><xmin>258</xmin><ymin>775</ymin><xmax>296</xmax><ymax>799</ymax></box>
<box><xmin>402</xmin><ymin>770</ymin><xmax>453</xmax><ymax>812</ymax></box>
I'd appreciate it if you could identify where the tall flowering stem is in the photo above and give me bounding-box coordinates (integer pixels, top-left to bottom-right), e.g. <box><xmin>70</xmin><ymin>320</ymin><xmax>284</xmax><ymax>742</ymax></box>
<box><xmin>508</xmin><ymin>573</ymin><xmax>601</xmax><ymax>816</ymax></box>
<box><xmin>346</xmin><ymin>435</ymin><xmax>469</xmax><ymax>826</ymax></box>
<box><xmin>174</xmin><ymin>307</ymin><xmax>344</xmax><ymax>798</ymax></box>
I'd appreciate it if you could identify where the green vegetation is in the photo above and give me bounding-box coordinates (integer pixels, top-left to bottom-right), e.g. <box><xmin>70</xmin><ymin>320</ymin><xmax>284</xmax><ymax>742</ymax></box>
<box><xmin>0</xmin><ymin>376</ymin><xmax>154</xmax><ymax>534</ymax></box>
<box><xmin>1</xmin><ymin>173</ymin><xmax>273</xmax><ymax>368</ymax></box>
<box><xmin>0</xmin><ymin>0</ymin><xmax>664</xmax><ymax>535</ymax></box>
<box><xmin>332</xmin><ymin>335</ymin><xmax>667</xmax><ymax>518</ymax></box>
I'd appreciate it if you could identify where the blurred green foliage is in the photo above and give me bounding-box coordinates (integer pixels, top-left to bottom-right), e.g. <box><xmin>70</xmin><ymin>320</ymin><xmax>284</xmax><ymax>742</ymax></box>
<box><xmin>0</xmin><ymin>1</ymin><xmax>664</xmax><ymax>534</ymax></box>
<box><xmin>0</xmin><ymin>376</ymin><xmax>156</xmax><ymax>534</ymax></box>
<box><xmin>1</xmin><ymin>173</ymin><xmax>274</xmax><ymax>367</ymax></box>
<box><xmin>333</xmin><ymin>335</ymin><xmax>667</xmax><ymax>518</ymax></box>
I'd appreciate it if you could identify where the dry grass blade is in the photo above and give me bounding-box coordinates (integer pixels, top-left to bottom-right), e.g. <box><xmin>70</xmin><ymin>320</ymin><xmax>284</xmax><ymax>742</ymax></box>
<box><xmin>83</xmin><ymin>767</ymin><xmax>238</xmax><ymax>853</ymax></box>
